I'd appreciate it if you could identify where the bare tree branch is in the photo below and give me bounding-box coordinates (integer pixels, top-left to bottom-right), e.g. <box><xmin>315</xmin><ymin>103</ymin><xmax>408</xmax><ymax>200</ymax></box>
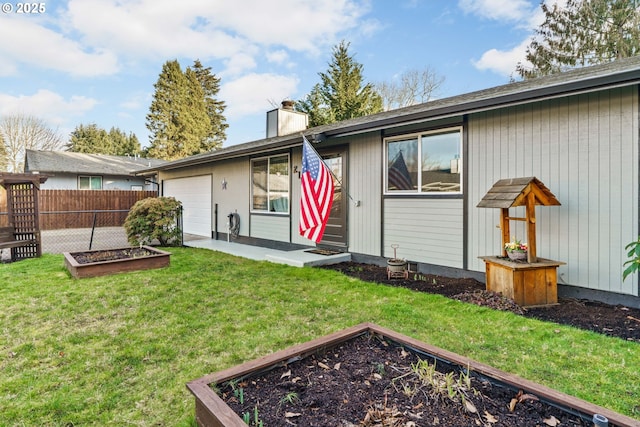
<box><xmin>0</xmin><ymin>114</ymin><xmax>64</xmax><ymax>172</ymax></box>
<box><xmin>376</xmin><ymin>67</ymin><xmax>445</xmax><ymax>111</ymax></box>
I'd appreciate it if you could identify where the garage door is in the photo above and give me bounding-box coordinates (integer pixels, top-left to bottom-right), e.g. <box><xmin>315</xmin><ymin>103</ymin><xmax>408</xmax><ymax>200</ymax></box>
<box><xmin>163</xmin><ymin>176</ymin><xmax>212</xmax><ymax>237</ymax></box>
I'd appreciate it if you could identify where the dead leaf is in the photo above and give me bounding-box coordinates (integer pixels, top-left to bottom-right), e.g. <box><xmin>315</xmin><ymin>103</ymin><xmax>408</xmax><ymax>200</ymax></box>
<box><xmin>280</xmin><ymin>370</ymin><xmax>291</xmax><ymax>379</ymax></box>
<box><xmin>509</xmin><ymin>398</ymin><xmax>518</xmax><ymax>412</ymax></box>
<box><xmin>543</xmin><ymin>415</ymin><xmax>560</xmax><ymax>426</ymax></box>
<box><xmin>484</xmin><ymin>410</ymin><xmax>498</xmax><ymax>423</ymax></box>
<box><xmin>317</xmin><ymin>362</ymin><xmax>330</xmax><ymax>370</ymax></box>
<box><xmin>373</xmin><ymin>373</ymin><xmax>382</xmax><ymax>380</ymax></box>
<box><xmin>291</xmin><ymin>376</ymin><xmax>301</xmax><ymax>383</ymax></box>
<box><xmin>284</xmin><ymin>412</ymin><xmax>301</xmax><ymax>418</ymax></box>
<box><xmin>401</xmin><ymin>349</ymin><xmax>409</xmax><ymax>358</ymax></box>
<box><xmin>333</xmin><ymin>362</ymin><xmax>341</xmax><ymax>370</ymax></box>
<box><xmin>464</xmin><ymin>400</ymin><xmax>477</xmax><ymax>414</ymax></box>
<box><xmin>518</xmin><ymin>393</ymin><xmax>539</xmax><ymax>403</ymax></box>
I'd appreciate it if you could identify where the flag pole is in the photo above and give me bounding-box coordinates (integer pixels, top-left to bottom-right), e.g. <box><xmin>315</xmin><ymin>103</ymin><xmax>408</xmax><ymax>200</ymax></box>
<box><xmin>302</xmin><ymin>134</ymin><xmax>359</xmax><ymax>206</ymax></box>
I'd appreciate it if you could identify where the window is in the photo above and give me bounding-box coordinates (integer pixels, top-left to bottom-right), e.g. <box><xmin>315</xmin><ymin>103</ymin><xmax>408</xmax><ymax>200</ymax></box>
<box><xmin>78</xmin><ymin>176</ymin><xmax>102</xmax><ymax>190</ymax></box>
<box><xmin>385</xmin><ymin>128</ymin><xmax>462</xmax><ymax>194</ymax></box>
<box><xmin>251</xmin><ymin>154</ymin><xmax>289</xmax><ymax>213</ymax></box>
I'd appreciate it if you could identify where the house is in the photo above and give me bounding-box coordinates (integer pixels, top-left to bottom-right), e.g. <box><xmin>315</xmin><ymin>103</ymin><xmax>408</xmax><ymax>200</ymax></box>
<box><xmin>24</xmin><ymin>150</ymin><xmax>166</xmax><ymax>191</ymax></box>
<box><xmin>137</xmin><ymin>56</ymin><xmax>640</xmax><ymax>308</ymax></box>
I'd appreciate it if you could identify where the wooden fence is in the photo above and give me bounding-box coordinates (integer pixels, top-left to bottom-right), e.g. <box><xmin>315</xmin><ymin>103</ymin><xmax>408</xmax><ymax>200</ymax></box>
<box><xmin>0</xmin><ymin>189</ymin><xmax>158</xmax><ymax>229</ymax></box>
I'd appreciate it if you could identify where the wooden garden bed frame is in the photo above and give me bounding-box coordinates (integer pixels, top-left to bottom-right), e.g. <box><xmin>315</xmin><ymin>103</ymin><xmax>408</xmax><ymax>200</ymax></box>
<box><xmin>186</xmin><ymin>323</ymin><xmax>637</xmax><ymax>427</ymax></box>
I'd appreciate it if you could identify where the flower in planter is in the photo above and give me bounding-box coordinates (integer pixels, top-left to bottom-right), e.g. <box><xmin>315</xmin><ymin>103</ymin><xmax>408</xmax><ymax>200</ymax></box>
<box><xmin>504</xmin><ymin>238</ymin><xmax>528</xmax><ymax>253</ymax></box>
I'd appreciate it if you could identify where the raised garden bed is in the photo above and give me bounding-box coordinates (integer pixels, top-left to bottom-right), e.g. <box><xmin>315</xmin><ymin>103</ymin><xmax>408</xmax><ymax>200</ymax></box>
<box><xmin>187</xmin><ymin>323</ymin><xmax>636</xmax><ymax>427</ymax></box>
<box><xmin>64</xmin><ymin>246</ymin><xmax>171</xmax><ymax>278</ymax></box>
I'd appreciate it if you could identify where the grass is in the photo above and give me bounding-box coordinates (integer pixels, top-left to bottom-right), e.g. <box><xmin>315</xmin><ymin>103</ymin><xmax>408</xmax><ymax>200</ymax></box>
<box><xmin>0</xmin><ymin>246</ymin><xmax>639</xmax><ymax>426</ymax></box>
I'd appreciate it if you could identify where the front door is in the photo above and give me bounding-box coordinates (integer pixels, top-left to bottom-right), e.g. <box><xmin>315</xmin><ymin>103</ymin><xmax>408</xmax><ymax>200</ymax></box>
<box><xmin>318</xmin><ymin>149</ymin><xmax>347</xmax><ymax>248</ymax></box>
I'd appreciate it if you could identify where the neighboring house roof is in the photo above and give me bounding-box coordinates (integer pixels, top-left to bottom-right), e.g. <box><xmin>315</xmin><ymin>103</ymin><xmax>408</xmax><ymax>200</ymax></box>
<box><xmin>24</xmin><ymin>150</ymin><xmax>167</xmax><ymax>175</ymax></box>
<box><xmin>138</xmin><ymin>55</ymin><xmax>640</xmax><ymax>173</ymax></box>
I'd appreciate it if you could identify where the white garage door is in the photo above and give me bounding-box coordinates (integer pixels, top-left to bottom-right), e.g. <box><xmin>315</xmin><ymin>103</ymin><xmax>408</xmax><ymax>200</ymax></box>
<box><xmin>163</xmin><ymin>176</ymin><xmax>212</xmax><ymax>237</ymax></box>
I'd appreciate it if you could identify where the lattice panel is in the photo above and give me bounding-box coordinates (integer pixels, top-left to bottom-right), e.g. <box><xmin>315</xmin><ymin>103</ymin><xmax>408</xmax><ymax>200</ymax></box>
<box><xmin>6</xmin><ymin>182</ymin><xmax>41</xmax><ymax>260</ymax></box>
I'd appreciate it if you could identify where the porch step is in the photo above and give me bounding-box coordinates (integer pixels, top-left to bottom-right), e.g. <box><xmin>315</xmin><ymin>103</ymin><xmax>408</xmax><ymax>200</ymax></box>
<box><xmin>265</xmin><ymin>249</ymin><xmax>351</xmax><ymax>267</ymax></box>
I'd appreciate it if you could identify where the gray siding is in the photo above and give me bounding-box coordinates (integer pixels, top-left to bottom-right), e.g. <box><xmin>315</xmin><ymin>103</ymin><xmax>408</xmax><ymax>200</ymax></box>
<box><xmin>468</xmin><ymin>87</ymin><xmax>639</xmax><ymax>296</ymax></box>
<box><xmin>383</xmin><ymin>198</ymin><xmax>464</xmax><ymax>268</ymax></box>
<box><xmin>251</xmin><ymin>214</ymin><xmax>290</xmax><ymax>242</ymax></box>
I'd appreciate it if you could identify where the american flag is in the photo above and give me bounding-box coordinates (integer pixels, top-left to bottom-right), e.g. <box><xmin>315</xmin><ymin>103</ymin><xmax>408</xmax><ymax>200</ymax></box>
<box><xmin>388</xmin><ymin>150</ymin><xmax>413</xmax><ymax>190</ymax></box>
<box><xmin>299</xmin><ymin>136</ymin><xmax>334</xmax><ymax>243</ymax></box>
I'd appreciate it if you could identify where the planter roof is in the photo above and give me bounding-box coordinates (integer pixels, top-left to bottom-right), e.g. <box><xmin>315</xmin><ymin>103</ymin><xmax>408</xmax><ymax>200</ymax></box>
<box><xmin>476</xmin><ymin>177</ymin><xmax>561</xmax><ymax>209</ymax></box>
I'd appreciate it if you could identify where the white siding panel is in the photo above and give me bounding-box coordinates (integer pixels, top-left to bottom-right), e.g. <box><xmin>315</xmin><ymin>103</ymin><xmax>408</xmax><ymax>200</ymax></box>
<box><xmin>384</xmin><ymin>198</ymin><xmax>463</xmax><ymax>268</ymax></box>
<box><xmin>251</xmin><ymin>215</ymin><xmax>290</xmax><ymax>242</ymax></box>
<box><xmin>468</xmin><ymin>87</ymin><xmax>638</xmax><ymax>296</ymax></box>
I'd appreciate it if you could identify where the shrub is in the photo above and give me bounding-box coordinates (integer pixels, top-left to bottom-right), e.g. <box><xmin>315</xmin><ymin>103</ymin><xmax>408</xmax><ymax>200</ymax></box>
<box><xmin>623</xmin><ymin>236</ymin><xmax>640</xmax><ymax>281</ymax></box>
<box><xmin>124</xmin><ymin>197</ymin><xmax>182</xmax><ymax>246</ymax></box>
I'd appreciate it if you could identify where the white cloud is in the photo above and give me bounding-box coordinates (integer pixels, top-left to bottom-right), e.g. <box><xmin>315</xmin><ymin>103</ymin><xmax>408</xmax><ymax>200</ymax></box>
<box><xmin>472</xmin><ymin>39</ymin><xmax>530</xmax><ymax>77</ymax></box>
<box><xmin>222</xmin><ymin>53</ymin><xmax>258</xmax><ymax>77</ymax></box>
<box><xmin>458</xmin><ymin>0</ymin><xmax>534</xmax><ymax>23</ymax></box>
<box><xmin>0</xmin><ymin>15</ymin><xmax>119</xmax><ymax>76</ymax></box>
<box><xmin>61</xmin><ymin>0</ymin><xmax>373</xmax><ymax>74</ymax></box>
<box><xmin>266</xmin><ymin>50</ymin><xmax>290</xmax><ymax>65</ymax></box>
<box><xmin>220</xmin><ymin>73</ymin><xmax>299</xmax><ymax>119</ymax></box>
<box><xmin>0</xmin><ymin>90</ymin><xmax>98</xmax><ymax>126</ymax></box>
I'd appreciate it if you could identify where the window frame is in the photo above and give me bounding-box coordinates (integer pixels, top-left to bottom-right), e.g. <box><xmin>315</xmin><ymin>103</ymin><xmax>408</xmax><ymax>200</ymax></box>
<box><xmin>78</xmin><ymin>175</ymin><xmax>103</xmax><ymax>190</ymax></box>
<box><xmin>250</xmin><ymin>153</ymin><xmax>290</xmax><ymax>215</ymax></box>
<box><xmin>384</xmin><ymin>126</ymin><xmax>463</xmax><ymax>196</ymax></box>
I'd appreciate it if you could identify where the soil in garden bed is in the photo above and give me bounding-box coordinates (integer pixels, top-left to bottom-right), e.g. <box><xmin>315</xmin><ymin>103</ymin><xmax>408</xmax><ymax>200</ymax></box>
<box><xmin>69</xmin><ymin>247</ymin><xmax>157</xmax><ymax>264</ymax></box>
<box><xmin>319</xmin><ymin>262</ymin><xmax>640</xmax><ymax>343</ymax></box>
<box><xmin>220</xmin><ymin>333</ymin><xmax>591</xmax><ymax>426</ymax></box>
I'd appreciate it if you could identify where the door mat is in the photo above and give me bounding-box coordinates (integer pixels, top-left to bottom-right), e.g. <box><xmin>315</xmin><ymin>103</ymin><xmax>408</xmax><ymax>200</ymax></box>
<box><xmin>305</xmin><ymin>249</ymin><xmax>342</xmax><ymax>256</ymax></box>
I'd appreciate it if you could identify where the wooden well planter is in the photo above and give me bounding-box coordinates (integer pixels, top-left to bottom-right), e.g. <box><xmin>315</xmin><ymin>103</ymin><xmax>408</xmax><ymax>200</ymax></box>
<box><xmin>186</xmin><ymin>322</ymin><xmax>636</xmax><ymax>427</ymax></box>
<box><xmin>479</xmin><ymin>256</ymin><xmax>565</xmax><ymax>307</ymax></box>
<box><xmin>64</xmin><ymin>246</ymin><xmax>171</xmax><ymax>279</ymax></box>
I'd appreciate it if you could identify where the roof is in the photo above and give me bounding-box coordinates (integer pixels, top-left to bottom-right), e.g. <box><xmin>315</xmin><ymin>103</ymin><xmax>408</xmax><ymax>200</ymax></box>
<box><xmin>137</xmin><ymin>55</ymin><xmax>640</xmax><ymax>173</ymax></box>
<box><xmin>476</xmin><ymin>177</ymin><xmax>561</xmax><ymax>209</ymax></box>
<box><xmin>24</xmin><ymin>150</ymin><xmax>167</xmax><ymax>175</ymax></box>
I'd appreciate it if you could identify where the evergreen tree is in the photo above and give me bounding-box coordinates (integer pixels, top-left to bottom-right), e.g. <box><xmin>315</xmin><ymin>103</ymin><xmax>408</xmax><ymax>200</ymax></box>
<box><xmin>517</xmin><ymin>0</ymin><xmax>640</xmax><ymax>79</ymax></box>
<box><xmin>68</xmin><ymin>123</ymin><xmax>111</xmax><ymax>154</ymax></box>
<box><xmin>190</xmin><ymin>60</ymin><xmax>227</xmax><ymax>151</ymax></box>
<box><xmin>297</xmin><ymin>41</ymin><xmax>383</xmax><ymax>127</ymax></box>
<box><xmin>146</xmin><ymin>60</ymin><xmax>211</xmax><ymax>160</ymax></box>
<box><xmin>108</xmin><ymin>127</ymin><xmax>141</xmax><ymax>155</ymax></box>
<box><xmin>68</xmin><ymin>124</ymin><xmax>141</xmax><ymax>156</ymax></box>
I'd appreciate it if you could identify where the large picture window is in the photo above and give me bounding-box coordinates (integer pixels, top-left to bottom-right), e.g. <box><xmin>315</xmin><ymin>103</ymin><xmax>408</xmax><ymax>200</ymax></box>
<box><xmin>251</xmin><ymin>154</ymin><xmax>289</xmax><ymax>213</ymax></box>
<box><xmin>385</xmin><ymin>128</ymin><xmax>462</xmax><ymax>194</ymax></box>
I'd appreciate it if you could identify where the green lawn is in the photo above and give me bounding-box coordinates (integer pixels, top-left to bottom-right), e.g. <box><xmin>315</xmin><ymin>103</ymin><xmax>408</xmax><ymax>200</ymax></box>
<box><xmin>1</xmin><ymin>247</ymin><xmax>639</xmax><ymax>425</ymax></box>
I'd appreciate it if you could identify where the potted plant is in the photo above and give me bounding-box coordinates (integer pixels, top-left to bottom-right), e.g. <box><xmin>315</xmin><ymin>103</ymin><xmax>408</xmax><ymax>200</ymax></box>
<box><xmin>505</xmin><ymin>238</ymin><xmax>528</xmax><ymax>261</ymax></box>
<box><xmin>387</xmin><ymin>244</ymin><xmax>408</xmax><ymax>279</ymax></box>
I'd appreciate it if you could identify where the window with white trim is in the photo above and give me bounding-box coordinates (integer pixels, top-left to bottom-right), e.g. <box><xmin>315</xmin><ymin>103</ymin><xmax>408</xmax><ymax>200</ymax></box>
<box><xmin>385</xmin><ymin>128</ymin><xmax>462</xmax><ymax>194</ymax></box>
<box><xmin>78</xmin><ymin>175</ymin><xmax>102</xmax><ymax>190</ymax></box>
<box><xmin>251</xmin><ymin>154</ymin><xmax>289</xmax><ymax>213</ymax></box>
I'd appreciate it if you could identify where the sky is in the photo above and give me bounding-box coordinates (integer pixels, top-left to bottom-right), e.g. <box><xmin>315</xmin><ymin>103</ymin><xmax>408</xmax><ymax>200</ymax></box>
<box><xmin>0</xmin><ymin>0</ymin><xmax>552</xmax><ymax>150</ymax></box>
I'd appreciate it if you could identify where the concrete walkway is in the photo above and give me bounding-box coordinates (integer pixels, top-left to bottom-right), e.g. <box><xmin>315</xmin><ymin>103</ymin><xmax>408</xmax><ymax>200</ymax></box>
<box><xmin>183</xmin><ymin>238</ymin><xmax>351</xmax><ymax>267</ymax></box>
